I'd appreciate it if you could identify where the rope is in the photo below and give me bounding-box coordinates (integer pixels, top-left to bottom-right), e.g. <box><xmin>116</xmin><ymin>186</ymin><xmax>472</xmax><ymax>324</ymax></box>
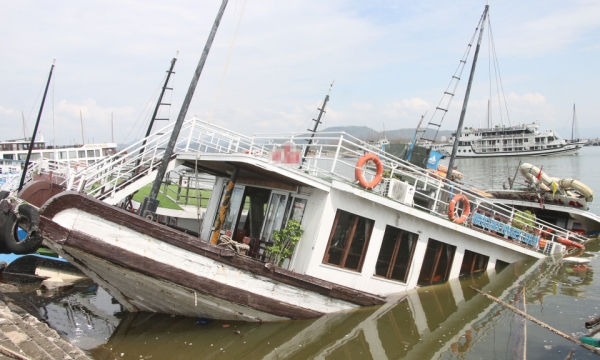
<box><xmin>121</xmin><ymin>74</ymin><xmax>165</xmax><ymax>144</ymax></box>
<box><xmin>218</xmin><ymin>234</ymin><xmax>250</xmax><ymax>253</ymax></box>
<box><xmin>470</xmin><ymin>285</ymin><xmax>600</xmax><ymax>356</ymax></box>
<box><xmin>419</xmin><ymin>11</ymin><xmax>485</xmax><ymax>142</ymax></box>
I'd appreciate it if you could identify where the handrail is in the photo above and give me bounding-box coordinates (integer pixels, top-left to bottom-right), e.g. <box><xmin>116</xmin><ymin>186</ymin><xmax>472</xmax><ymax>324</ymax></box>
<box><xmin>16</xmin><ymin>117</ymin><xmax>587</xmax><ymax>254</ymax></box>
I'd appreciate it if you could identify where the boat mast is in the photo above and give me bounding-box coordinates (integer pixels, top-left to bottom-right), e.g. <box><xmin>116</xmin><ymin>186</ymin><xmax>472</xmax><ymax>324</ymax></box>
<box><xmin>18</xmin><ymin>59</ymin><xmax>56</xmax><ymax>192</ymax></box>
<box><xmin>446</xmin><ymin>5</ymin><xmax>489</xmax><ymax>180</ymax></box>
<box><xmin>140</xmin><ymin>0</ymin><xmax>229</xmax><ymax>218</ymax></box>
<box><xmin>80</xmin><ymin>110</ymin><xmax>85</xmax><ymax>145</ymax></box>
<box><xmin>572</xmin><ymin>103</ymin><xmax>575</xmax><ymax>141</ymax></box>
<box><xmin>300</xmin><ymin>81</ymin><xmax>333</xmax><ymax>169</ymax></box>
<box><xmin>136</xmin><ymin>52</ymin><xmax>178</xmax><ymax>168</ymax></box>
<box><xmin>111</xmin><ymin>113</ymin><xmax>114</xmax><ymax>143</ymax></box>
<box><xmin>21</xmin><ymin>112</ymin><xmax>27</xmax><ymax>140</ymax></box>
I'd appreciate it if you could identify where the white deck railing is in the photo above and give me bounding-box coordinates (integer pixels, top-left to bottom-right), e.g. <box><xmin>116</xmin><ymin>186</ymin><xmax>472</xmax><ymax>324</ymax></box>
<box><xmin>19</xmin><ymin>117</ymin><xmax>587</xmax><ymax>253</ymax></box>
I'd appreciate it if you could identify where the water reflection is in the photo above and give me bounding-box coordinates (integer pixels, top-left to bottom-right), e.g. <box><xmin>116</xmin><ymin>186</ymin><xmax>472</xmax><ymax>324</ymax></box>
<box><xmin>86</xmin><ymin>260</ymin><xmax>540</xmax><ymax>359</ymax></box>
<box><xmin>12</xmin><ymin>247</ymin><xmax>598</xmax><ymax>359</ymax></box>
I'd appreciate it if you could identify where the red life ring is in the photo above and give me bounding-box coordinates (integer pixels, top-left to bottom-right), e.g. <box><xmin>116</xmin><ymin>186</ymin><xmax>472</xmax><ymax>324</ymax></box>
<box><xmin>556</xmin><ymin>237</ymin><xmax>585</xmax><ymax>249</ymax></box>
<box><xmin>355</xmin><ymin>154</ymin><xmax>383</xmax><ymax>189</ymax></box>
<box><xmin>448</xmin><ymin>194</ymin><xmax>470</xmax><ymax>224</ymax></box>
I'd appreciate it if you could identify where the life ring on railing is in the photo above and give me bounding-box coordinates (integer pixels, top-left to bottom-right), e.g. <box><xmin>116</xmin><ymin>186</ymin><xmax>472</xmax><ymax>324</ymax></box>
<box><xmin>556</xmin><ymin>237</ymin><xmax>585</xmax><ymax>249</ymax></box>
<box><xmin>448</xmin><ymin>194</ymin><xmax>470</xmax><ymax>224</ymax></box>
<box><xmin>74</xmin><ymin>162</ymin><xmax>87</xmax><ymax>172</ymax></box>
<box><xmin>355</xmin><ymin>154</ymin><xmax>383</xmax><ymax>189</ymax></box>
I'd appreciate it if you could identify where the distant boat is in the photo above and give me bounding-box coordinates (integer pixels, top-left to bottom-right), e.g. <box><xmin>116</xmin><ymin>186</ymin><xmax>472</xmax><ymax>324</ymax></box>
<box><xmin>443</xmin><ymin>121</ymin><xmax>584</xmax><ymax>158</ymax></box>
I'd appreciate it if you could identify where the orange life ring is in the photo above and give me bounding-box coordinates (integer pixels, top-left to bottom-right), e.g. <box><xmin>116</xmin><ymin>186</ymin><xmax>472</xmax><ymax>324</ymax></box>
<box><xmin>448</xmin><ymin>194</ymin><xmax>470</xmax><ymax>224</ymax></box>
<box><xmin>355</xmin><ymin>154</ymin><xmax>383</xmax><ymax>189</ymax></box>
<box><xmin>74</xmin><ymin>162</ymin><xmax>87</xmax><ymax>172</ymax></box>
<box><xmin>556</xmin><ymin>237</ymin><xmax>585</xmax><ymax>249</ymax></box>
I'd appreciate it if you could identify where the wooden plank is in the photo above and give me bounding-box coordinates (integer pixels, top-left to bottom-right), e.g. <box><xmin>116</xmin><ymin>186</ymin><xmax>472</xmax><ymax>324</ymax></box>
<box><xmin>61</xmin><ymin>229</ymin><xmax>322</xmax><ymax>320</ymax></box>
<box><xmin>40</xmin><ymin>192</ymin><xmax>384</xmax><ymax>306</ymax></box>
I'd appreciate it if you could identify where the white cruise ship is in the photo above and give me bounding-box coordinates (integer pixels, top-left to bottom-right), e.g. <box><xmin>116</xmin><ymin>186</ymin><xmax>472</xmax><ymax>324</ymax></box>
<box><xmin>443</xmin><ymin>121</ymin><xmax>584</xmax><ymax>158</ymax></box>
<box><xmin>0</xmin><ymin>134</ymin><xmax>117</xmax><ymax>169</ymax></box>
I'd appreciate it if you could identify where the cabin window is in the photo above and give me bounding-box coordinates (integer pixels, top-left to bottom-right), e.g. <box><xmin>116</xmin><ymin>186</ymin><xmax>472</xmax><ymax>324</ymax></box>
<box><xmin>222</xmin><ymin>186</ymin><xmax>246</xmax><ymax>235</ymax></box>
<box><xmin>283</xmin><ymin>197</ymin><xmax>308</xmax><ymax>225</ymax></box>
<box><xmin>417</xmin><ymin>239</ymin><xmax>456</xmax><ymax>286</ymax></box>
<box><xmin>18</xmin><ymin>154</ymin><xmax>27</xmax><ymax>160</ymax></box>
<box><xmin>459</xmin><ymin>250</ymin><xmax>489</xmax><ymax>276</ymax></box>
<box><xmin>374</xmin><ymin>226</ymin><xmax>418</xmax><ymax>283</ymax></box>
<box><xmin>261</xmin><ymin>192</ymin><xmax>289</xmax><ymax>242</ymax></box>
<box><xmin>323</xmin><ymin>210</ymin><xmax>374</xmax><ymax>272</ymax></box>
<box><xmin>87</xmin><ymin>150</ymin><xmax>94</xmax><ymax>157</ymax></box>
<box><xmin>95</xmin><ymin>150</ymin><xmax>101</xmax><ymax>157</ymax></box>
<box><xmin>3</xmin><ymin>154</ymin><xmax>14</xmax><ymax>160</ymax></box>
<box><xmin>69</xmin><ymin>151</ymin><xmax>76</xmax><ymax>158</ymax></box>
<box><xmin>58</xmin><ymin>151</ymin><xmax>67</xmax><ymax>159</ymax></box>
<box><xmin>78</xmin><ymin>150</ymin><xmax>85</xmax><ymax>158</ymax></box>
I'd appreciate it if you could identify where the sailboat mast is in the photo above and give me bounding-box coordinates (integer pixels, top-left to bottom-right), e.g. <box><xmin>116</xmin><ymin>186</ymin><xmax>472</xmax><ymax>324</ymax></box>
<box><xmin>136</xmin><ymin>53</ymin><xmax>178</xmax><ymax>168</ymax></box>
<box><xmin>446</xmin><ymin>5</ymin><xmax>489</xmax><ymax>180</ymax></box>
<box><xmin>572</xmin><ymin>103</ymin><xmax>575</xmax><ymax>141</ymax></box>
<box><xmin>21</xmin><ymin>111</ymin><xmax>27</xmax><ymax>139</ymax></box>
<box><xmin>111</xmin><ymin>113</ymin><xmax>114</xmax><ymax>143</ymax></box>
<box><xmin>300</xmin><ymin>82</ymin><xmax>333</xmax><ymax>169</ymax></box>
<box><xmin>18</xmin><ymin>59</ymin><xmax>56</xmax><ymax>192</ymax></box>
<box><xmin>80</xmin><ymin>110</ymin><xmax>85</xmax><ymax>145</ymax></box>
<box><xmin>141</xmin><ymin>0</ymin><xmax>229</xmax><ymax>218</ymax></box>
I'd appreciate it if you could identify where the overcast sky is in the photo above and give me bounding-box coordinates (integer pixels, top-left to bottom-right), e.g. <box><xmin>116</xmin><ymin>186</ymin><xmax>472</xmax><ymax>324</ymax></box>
<box><xmin>1</xmin><ymin>0</ymin><xmax>599</xmax><ymax>145</ymax></box>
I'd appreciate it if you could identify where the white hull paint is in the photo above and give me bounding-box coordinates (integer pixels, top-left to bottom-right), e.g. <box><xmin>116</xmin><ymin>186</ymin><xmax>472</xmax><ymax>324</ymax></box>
<box><xmin>46</xmin><ymin>207</ymin><xmax>358</xmax><ymax>321</ymax></box>
<box><xmin>49</xmin><ymin>244</ymin><xmax>289</xmax><ymax>322</ymax></box>
<box><xmin>447</xmin><ymin>143</ymin><xmax>581</xmax><ymax>158</ymax></box>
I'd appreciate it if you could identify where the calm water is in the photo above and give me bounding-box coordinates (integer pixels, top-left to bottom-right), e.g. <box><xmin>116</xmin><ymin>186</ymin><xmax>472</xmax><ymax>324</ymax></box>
<box><xmin>448</xmin><ymin>146</ymin><xmax>600</xmax><ymax>214</ymax></box>
<box><xmin>11</xmin><ymin>147</ymin><xmax>600</xmax><ymax>359</ymax></box>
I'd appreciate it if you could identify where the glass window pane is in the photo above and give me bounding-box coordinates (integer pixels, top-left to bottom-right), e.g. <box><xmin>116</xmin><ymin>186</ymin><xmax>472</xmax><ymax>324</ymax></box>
<box><xmin>223</xmin><ymin>187</ymin><xmax>245</xmax><ymax>234</ymax></box>
<box><xmin>325</xmin><ymin>211</ymin><xmax>354</xmax><ymax>266</ymax></box>
<box><xmin>262</xmin><ymin>193</ymin><xmax>287</xmax><ymax>242</ymax></box>
<box><xmin>324</xmin><ymin>210</ymin><xmax>374</xmax><ymax>272</ymax></box>
<box><xmin>78</xmin><ymin>150</ymin><xmax>86</xmax><ymax>158</ymax></box>
<box><xmin>289</xmin><ymin>198</ymin><xmax>307</xmax><ymax>223</ymax></box>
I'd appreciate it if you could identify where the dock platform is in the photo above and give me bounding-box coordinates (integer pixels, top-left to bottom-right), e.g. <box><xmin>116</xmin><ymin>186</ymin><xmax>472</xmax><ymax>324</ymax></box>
<box><xmin>0</xmin><ymin>284</ymin><xmax>90</xmax><ymax>360</ymax></box>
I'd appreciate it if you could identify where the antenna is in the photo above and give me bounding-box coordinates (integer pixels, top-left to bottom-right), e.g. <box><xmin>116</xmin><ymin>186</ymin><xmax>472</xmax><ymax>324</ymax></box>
<box><xmin>80</xmin><ymin>110</ymin><xmax>85</xmax><ymax>145</ymax></box>
<box><xmin>21</xmin><ymin>111</ymin><xmax>27</xmax><ymax>139</ymax></box>
<box><xmin>111</xmin><ymin>113</ymin><xmax>114</xmax><ymax>143</ymax></box>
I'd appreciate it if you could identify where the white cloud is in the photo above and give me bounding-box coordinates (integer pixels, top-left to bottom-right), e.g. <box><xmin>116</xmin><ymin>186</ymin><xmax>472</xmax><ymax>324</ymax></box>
<box><xmin>1</xmin><ymin>0</ymin><xmax>599</xmax><ymax>145</ymax></box>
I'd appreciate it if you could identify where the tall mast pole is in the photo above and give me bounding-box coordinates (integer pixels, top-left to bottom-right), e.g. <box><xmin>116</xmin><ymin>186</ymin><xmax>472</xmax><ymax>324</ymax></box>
<box><xmin>21</xmin><ymin>111</ymin><xmax>27</xmax><ymax>139</ymax></box>
<box><xmin>300</xmin><ymin>81</ymin><xmax>333</xmax><ymax>169</ymax></box>
<box><xmin>572</xmin><ymin>103</ymin><xmax>575</xmax><ymax>141</ymax></box>
<box><xmin>80</xmin><ymin>110</ymin><xmax>85</xmax><ymax>145</ymax></box>
<box><xmin>446</xmin><ymin>5</ymin><xmax>489</xmax><ymax>180</ymax></box>
<box><xmin>111</xmin><ymin>113</ymin><xmax>114</xmax><ymax>143</ymax></box>
<box><xmin>141</xmin><ymin>0</ymin><xmax>229</xmax><ymax>218</ymax></box>
<box><xmin>18</xmin><ymin>59</ymin><xmax>56</xmax><ymax>192</ymax></box>
<box><xmin>136</xmin><ymin>52</ymin><xmax>178</xmax><ymax>168</ymax></box>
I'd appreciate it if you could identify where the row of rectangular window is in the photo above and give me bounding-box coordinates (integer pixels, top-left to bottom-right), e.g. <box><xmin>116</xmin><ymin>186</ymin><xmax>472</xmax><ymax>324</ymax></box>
<box><xmin>322</xmin><ymin>209</ymin><xmax>490</xmax><ymax>285</ymax></box>
<box><xmin>2</xmin><ymin>149</ymin><xmax>109</xmax><ymax>161</ymax></box>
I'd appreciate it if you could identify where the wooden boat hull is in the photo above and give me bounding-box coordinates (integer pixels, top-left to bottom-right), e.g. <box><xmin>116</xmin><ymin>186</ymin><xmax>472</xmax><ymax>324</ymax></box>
<box><xmin>39</xmin><ymin>192</ymin><xmax>384</xmax><ymax>322</ymax></box>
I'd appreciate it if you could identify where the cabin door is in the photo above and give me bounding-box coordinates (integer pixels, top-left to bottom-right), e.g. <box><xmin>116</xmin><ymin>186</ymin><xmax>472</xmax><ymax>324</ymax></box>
<box><xmin>260</xmin><ymin>191</ymin><xmax>289</xmax><ymax>243</ymax></box>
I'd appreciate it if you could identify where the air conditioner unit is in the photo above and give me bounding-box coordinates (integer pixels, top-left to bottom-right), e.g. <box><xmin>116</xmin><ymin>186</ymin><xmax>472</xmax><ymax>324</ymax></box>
<box><xmin>543</xmin><ymin>241</ymin><xmax>566</xmax><ymax>255</ymax></box>
<box><xmin>384</xmin><ymin>179</ymin><xmax>415</xmax><ymax>205</ymax></box>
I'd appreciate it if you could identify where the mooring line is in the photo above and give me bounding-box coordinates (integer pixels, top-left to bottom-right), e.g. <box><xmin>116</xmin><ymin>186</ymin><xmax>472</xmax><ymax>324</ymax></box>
<box><xmin>469</xmin><ymin>285</ymin><xmax>600</xmax><ymax>356</ymax></box>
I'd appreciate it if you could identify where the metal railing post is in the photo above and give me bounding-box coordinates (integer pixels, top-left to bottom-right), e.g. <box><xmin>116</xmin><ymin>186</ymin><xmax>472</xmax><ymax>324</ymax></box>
<box><xmin>330</xmin><ymin>135</ymin><xmax>344</xmax><ymax>174</ymax></box>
